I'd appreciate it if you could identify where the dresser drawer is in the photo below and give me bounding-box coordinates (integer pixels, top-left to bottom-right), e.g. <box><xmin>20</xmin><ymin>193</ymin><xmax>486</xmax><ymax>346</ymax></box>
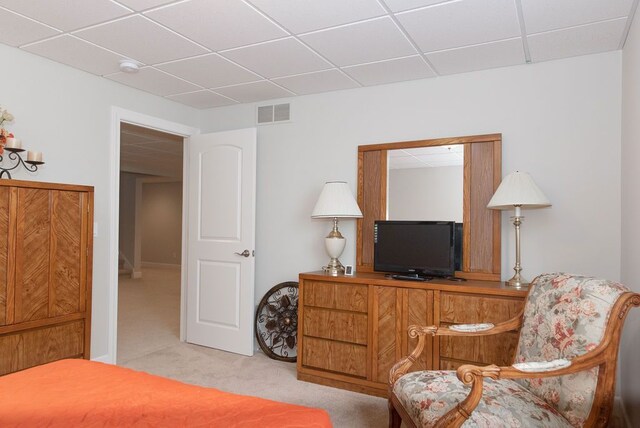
<box><xmin>0</xmin><ymin>320</ymin><xmax>84</xmax><ymax>375</ymax></box>
<box><xmin>303</xmin><ymin>281</ymin><xmax>368</xmax><ymax>313</ymax></box>
<box><xmin>303</xmin><ymin>307</ymin><xmax>367</xmax><ymax>345</ymax></box>
<box><xmin>439</xmin><ymin>292</ymin><xmax>523</xmax><ymax>324</ymax></box>
<box><xmin>302</xmin><ymin>337</ymin><xmax>367</xmax><ymax>378</ymax></box>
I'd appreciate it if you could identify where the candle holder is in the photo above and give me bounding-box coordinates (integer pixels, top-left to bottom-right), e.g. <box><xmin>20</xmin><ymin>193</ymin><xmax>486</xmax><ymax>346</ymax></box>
<box><xmin>0</xmin><ymin>147</ymin><xmax>45</xmax><ymax>179</ymax></box>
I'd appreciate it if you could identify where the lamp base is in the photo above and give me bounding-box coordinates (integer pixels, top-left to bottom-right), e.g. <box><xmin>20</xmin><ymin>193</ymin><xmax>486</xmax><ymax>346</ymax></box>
<box><xmin>505</xmin><ymin>273</ymin><xmax>529</xmax><ymax>289</ymax></box>
<box><xmin>322</xmin><ymin>258</ymin><xmax>345</xmax><ymax>276</ymax></box>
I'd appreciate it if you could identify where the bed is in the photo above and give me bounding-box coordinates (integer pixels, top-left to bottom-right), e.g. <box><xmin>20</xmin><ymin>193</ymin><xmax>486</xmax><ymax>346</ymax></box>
<box><xmin>0</xmin><ymin>359</ymin><xmax>333</xmax><ymax>427</ymax></box>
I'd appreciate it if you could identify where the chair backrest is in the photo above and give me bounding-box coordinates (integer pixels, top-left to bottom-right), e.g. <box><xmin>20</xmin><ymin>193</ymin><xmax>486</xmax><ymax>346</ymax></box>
<box><xmin>514</xmin><ymin>273</ymin><xmax>629</xmax><ymax>427</ymax></box>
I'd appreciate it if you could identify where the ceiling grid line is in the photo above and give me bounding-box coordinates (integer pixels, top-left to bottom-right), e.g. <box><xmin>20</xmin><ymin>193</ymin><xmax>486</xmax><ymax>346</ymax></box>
<box><xmin>0</xmin><ymin>0</ymin><xmax>634</xmax><ymax>108</ymax></box>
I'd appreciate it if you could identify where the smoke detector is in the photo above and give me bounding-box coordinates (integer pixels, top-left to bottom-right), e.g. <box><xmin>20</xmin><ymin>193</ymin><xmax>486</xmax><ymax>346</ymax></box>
<box><xmin>119</xmin><ymin>60</ymin><xmax>140</xmax><ymax>73</ymax></box>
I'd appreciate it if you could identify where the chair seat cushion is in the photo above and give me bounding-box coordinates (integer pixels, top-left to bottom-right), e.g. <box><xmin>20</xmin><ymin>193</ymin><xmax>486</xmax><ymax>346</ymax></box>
<box><xmin>393</xmin><ymin>370</ymin><xmax>572</xmax><ymax>428</ymax></box>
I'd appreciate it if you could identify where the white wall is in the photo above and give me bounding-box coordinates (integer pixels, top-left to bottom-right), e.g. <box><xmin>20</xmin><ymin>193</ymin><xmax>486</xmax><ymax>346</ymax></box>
<box><xmin>621</xmin><ymin>11</ymin><xmax>640</xmax><ymax>426</ymax></box>
<box><xmin>388</xmin><ymin>166</ymin><xmax>463</xmax><ymax>222</ymax></box>
<box><xmin>0</xmin><ymin>44</ymin><xmax>199</xmax><ymax>359</ymax></box>
<box><xmin>141</xmin><ymin>181</ymin><xmax>183</xmax><ymax>265</ymax></box>
<box><xmin>199</xmin><ymin>51</ymin><xmax>622</xmax><ymax>305</ymax></box>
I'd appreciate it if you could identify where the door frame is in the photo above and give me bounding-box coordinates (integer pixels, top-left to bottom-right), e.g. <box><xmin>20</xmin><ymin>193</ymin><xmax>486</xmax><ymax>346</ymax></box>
<box><xmin>107</xmin><ymin>106</ymin><xmax>199</xmax><ymax>364</ymax></box>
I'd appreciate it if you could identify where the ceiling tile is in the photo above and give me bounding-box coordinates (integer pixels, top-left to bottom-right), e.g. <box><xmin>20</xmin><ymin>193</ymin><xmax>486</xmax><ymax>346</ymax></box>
<box><xmin>167</xmin><ymin>90</ymin><xmax>238</xmax><ymax>109</ymax></box>
<box><xmin>406</xmin><ymin>146</ymin><xmax>462</xmax><ymax>155</ymax></box>
<box><xmin>388</xmin><ymin>157</ymin><xmax>425</xmax><ymax>169</ymax></box>
<box><xmin>396</xmin><ymin>0</ymin><xmax>520</xmax><ymax>52</ymax></box>
<box><xmin>300</xmin><ymin>17</ymin><xmax>416</xmax><ymax>66</ymax></box>
<box><xmin>343</xmin><ymin>55</ymin><xmax>435</xmax><ymax>86</ymax></box>
<box><xmin>145</xmin><ymin>0</ymin><xmax>287</xmax><ymax>51</ymax></box>
<box><xmin>521</xmin><ymin>0</ymin><xmax>633</xmax><ymax>34</ymax></box>
<box><xmin>415</xmin><ymin>152</ymin><xmax>462</xmax><ymax>163</ymax></box>
<box><xmin>0</xmin><ymin>0</ymin><xmax>131</xmax><ymax>31</ymax></box>
<box><xmin>0</xmin><ymin>7</ymin><xmax>60</xmax><ymax>46</ymax></box>
<box><xmin>142</xmin><ymin>141</ymin><xmax>184</xmax><ymax>154</ymax></box>
<box><xmin>528</xmin><ymin>18</ymin><xmax>626</xmax><ymax>63</ymax></box>
<box><xmin>157</xmin><ymin>54</ymin><xmax>260</xmax><ymax>88</ymax></box>
<box><xmin>427</xmin><ymin>38</ymin><xmax>525</xmax><ymax>75</ymax></box>
<box><xmin>248</xmin><ymin>0</ymin><xmax>385</xmax><ymax>33</ymax></box>
<box><xmin>22</xmin><ymin>35</ymin><xmax>124</xmax><ymax>75</ymax></box>
<box><xmin>116</xmin><ymin>0</ymin><xmax>175</xmax><ymax>11</ymax></box>
<box><xmin>383</xmin><ymin>0</ymin><xmax>449</xmax><ymax>13</ymax></box>
<box><xmin>222</xmin><ymin>38</ymin><xmax>331</xmax><ymax>78</ymax></box>
<box><xmin>74</xmin><ymin>15</ymin><xmax>207</xmax><ymax>64</ymax></box>
<box><xmin>106</xmin><ymin>67</ymin><xmax>201</xmax><ymax>96</ymax></box>
<box><xmin>273</xmin><ymin>69</ymin><xmax>359</xmax><ymax>95</ymax></box>
<box><xmin>214</xmin><ymin>81</ymin><xmax>292</xmax><ymax>103</ymax></box>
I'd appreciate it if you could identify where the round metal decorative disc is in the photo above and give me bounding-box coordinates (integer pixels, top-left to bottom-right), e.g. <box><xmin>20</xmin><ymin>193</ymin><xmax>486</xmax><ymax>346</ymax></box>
<box><xmin>255</xmin><ymin>281</ymin><xmax>298</xmax><ymax>362</ymax></box>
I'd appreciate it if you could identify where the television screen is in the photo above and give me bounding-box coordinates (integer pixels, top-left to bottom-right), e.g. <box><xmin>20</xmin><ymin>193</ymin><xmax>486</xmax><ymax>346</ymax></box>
<box><xmin>374</xmin><ymin>221</ymin><xmax>455</xmax><ymax>278</ymax></box>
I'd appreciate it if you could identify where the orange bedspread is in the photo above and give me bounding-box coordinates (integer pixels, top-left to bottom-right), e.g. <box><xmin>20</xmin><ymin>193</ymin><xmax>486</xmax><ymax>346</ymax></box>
<box><xmin>0</xmin><ymin>359</ymin><xmax>332</xmax><ymax>427</ymax></box>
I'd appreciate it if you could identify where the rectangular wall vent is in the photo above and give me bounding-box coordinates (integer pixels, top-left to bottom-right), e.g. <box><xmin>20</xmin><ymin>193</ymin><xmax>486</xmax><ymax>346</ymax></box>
<box><xmin>257</xmin><ymin>103</ymin><xmax>290</xmax><ymax>125</ymax></box>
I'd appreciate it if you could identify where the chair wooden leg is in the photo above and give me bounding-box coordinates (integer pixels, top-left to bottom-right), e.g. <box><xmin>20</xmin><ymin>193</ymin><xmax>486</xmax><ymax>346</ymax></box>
<box><xmin>389</xmin><ymin>399</ymin><xmax>402</xmax><ymax>428</ymax></box>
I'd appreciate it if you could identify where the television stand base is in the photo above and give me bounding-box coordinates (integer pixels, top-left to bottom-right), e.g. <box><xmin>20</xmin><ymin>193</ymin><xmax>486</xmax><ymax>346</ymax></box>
<box><xmin>387</xmin><ymin>274</ymin><xmax>432</xmax><ymax>282</ymax></box>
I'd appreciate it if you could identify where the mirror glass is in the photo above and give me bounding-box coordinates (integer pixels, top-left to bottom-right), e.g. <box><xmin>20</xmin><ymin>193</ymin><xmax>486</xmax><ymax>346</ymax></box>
<box><xmin>387</xmin><ymin>145</ymin><xmax>464</xmax><ymax>222</ymax></box>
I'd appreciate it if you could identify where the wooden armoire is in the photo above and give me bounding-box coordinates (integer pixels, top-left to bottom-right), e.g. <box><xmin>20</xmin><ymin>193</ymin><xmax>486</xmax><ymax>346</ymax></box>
<box><xmin>0</xmin><ymin>179</ymin><xmax>93</xmax><ymax>375</ymax></box>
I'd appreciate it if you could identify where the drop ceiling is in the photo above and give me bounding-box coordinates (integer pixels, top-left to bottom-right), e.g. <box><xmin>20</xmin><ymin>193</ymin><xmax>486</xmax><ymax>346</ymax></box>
<box><xmin>1</xmin><ymin>0</ymin><xmax>636</xmax><ymax>109</ymax></box>
<box><xmin>120</xmin><ymin>122</ymin><xmax>183</xmax><ymax>178</ymax></box>
<box><xmin>388</xmin><ymin>145</ymin><xmax>464</xmax><ymax>169</ymax></box>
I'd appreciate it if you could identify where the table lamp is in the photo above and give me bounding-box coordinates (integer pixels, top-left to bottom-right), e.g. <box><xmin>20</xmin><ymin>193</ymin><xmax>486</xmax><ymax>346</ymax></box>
<box><xmin>487</xmin><ymin>171</ymin><xmax>551</xmax><ymax>288</ymax></box>
<box><xmin>311</xmin><ymin>181</ymin><xmax>363</xmax><ymax>276</ymax></box>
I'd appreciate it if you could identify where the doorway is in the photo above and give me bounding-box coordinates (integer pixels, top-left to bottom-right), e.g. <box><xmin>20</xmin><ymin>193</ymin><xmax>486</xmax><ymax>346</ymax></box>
<box><xmin>117</xmin><ymin>123</ymin><xmax>185</xmax><ymax>364</ymax></box>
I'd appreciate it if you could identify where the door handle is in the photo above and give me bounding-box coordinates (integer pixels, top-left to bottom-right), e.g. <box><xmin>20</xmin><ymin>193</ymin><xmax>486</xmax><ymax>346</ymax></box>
<box><xmin>234</xmin><ymin>249</ymin><xmax>251</xmax><ymax>257</ymax></box>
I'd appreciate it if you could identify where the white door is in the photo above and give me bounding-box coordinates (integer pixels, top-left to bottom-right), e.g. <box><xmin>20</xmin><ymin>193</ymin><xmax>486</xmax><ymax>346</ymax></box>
<box><xmin>186</xmin><ymin>128</ymin><xmax>256</xmax><ymax>356</ymax></box>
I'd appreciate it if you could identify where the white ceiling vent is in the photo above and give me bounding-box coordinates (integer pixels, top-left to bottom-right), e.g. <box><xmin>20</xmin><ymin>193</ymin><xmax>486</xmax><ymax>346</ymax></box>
<box><xmin>257</xmin><ymin>103</ymin><xmax>291</xmax><ymax>125</ymax></box>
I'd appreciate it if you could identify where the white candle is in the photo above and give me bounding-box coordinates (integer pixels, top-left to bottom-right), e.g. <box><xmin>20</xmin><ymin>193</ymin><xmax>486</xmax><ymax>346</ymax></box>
<box><xmin>4</xmin><ymin>137</ymin><xmax>21</xmax><ymax>149</ymax></box>
<box><xmin>27</xmin><ymin>151</ymin><xmax>42</xmax><ymax>162</ymax></box>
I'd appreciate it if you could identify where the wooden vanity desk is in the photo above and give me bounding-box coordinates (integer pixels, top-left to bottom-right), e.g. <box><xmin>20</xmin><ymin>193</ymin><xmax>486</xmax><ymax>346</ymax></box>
<box><xmin>297</xmin><ymin>271</ymin><xmax>528</xmax><ymax>397</ymax></box>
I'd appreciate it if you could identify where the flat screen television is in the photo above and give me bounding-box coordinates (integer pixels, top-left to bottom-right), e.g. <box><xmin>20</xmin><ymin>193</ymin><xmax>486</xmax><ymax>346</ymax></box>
<box><xmin>374</xmin><ymin>220</ymin><xmax>455</xmax><ymax>279</ymax></box>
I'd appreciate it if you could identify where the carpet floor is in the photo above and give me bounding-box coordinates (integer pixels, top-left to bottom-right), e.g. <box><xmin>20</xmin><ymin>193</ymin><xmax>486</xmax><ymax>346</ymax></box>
<box><xmin>117</xmin><ymin>266</ymin><xmax>388</xmax><ymax>427</ymax></box>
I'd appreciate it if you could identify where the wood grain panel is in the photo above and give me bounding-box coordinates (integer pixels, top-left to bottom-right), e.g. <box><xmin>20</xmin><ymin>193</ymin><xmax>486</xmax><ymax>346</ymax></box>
<box><xmin>402</xmin><ymin>289</ymin><xmax>432</xmax><ymax>372</ymax></box>
<box><xmin>357</xmin><ymin>150</ymin><xmax>386</xmax><ymax>270</ymax></box>
<box><xmin>303</xmin><ymin>281</ymin><xmax>367</xmax><ymax>313</ymax></box>
<box><xmin>373</xmin><ymin>286</ymin><xmax>398</xmax><ymax>383</ymax></box>
<box><xmin>0</xmin><ymin>187</ymin><xmax>8</xmax><ymax>326</ymax></box>
<box><xmin>15</xmin><ymin>188</ymin><xmax>51</xmax><ymax>323</ymax></box>
<box><xmin>439</xmin><ymin>292</ymin><xmax>523</xmax><ymax>324</ymax></box>
<box><xmin>0</xmin><ymin>320</ymin><xmax>84</xmax><ymax>375</ymax></box>
<box><xmin>468</xmin><ymin>141</ymin><xmax>497</xmax><ymax>273</ymax></box>
<box><xmin>303</xmin><ymin>307</ymin><xmax>367</xmax><ymax>345</ymax></box>
<box><xmin>50</xmin><ymin>191</ymin><xmax>82</xmax><ymax>317</ymax></box>
<box><xmin>439</xmin><ymin>359</ymin><xmax>464</xmax><ymax>371</ymax></box>
<box><xmin>439</xmin><ymin>332</ymin><xmax>519</xmax><ymax>365</ymax></box>
<box><xmin>302</xmin><ymin>337</ymin><xmax>367</xmax><ymax>378</ymax></box>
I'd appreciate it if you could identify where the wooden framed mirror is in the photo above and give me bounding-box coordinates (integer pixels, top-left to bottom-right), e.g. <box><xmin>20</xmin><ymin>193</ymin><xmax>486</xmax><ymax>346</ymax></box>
<box><xmin>356</xmin><ymin>133</ymin><xmax>502</xmax><ymax>281</ymax></box>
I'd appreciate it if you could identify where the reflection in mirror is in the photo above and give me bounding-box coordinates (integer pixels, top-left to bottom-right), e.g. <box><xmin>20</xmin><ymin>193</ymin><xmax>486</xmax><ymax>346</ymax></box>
<box><xmin>387</xmin><ymin>145</ymin><xmax>464</xmax><ymax>222</ymax></box>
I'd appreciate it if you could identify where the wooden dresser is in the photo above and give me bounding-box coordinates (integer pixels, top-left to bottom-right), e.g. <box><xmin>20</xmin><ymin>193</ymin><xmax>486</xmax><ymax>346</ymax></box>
<box><xmin>297</xmin><ymin>271</ymin><xmax>528</xmax><ymax>397</ymax></box>
<box><xmin>0</xmin><ymin>180</ymin><xmax>94</xmax><ymax>375</ymax></box>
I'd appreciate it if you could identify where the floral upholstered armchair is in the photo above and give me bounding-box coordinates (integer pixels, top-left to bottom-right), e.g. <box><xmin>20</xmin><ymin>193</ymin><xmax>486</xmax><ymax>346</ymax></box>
<box><xmin>388</xmin><ymin>273</ymin><xmax>640</xmax><ymax>428</ymax></box>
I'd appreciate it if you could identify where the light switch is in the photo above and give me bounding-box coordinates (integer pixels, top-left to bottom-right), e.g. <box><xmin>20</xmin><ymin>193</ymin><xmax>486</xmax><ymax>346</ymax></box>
<box><xmin>94</xmin><ymin>222</ymin><xmax>98</xmax><ymax>238</ymax></box>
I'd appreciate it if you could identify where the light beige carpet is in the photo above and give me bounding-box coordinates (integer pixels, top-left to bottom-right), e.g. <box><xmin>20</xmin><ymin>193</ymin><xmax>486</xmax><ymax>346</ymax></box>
<box><xmin>117</xmin><ymin>267</ymin><xmax>387</xmax><ymax>428</ymax></box>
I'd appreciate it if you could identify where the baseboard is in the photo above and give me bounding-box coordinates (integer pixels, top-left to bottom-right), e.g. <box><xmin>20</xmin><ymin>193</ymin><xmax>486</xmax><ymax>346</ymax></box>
<box><xmin>91</xmin><ymin>354</ymin><xmax>112</xmax><ymax>364</ymax></box>
<box><xmin>131</xmin><ymin>270</ymin><xmax>143</xmax><ymax>279</ymax></box>
<box><xmin>141</xmin><ymin>261</ymin><xmax>181</xmax><ymax>269</ymax></box>
<box><xmin>614</xmin><ymin>396</ymin><xmax>631</xmax><ymax>428</ymax></box>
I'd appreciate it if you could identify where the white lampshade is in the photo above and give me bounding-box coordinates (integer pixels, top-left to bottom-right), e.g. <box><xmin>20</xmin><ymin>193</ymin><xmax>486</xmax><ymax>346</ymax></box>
<box><xmin>487</xmin><ymin>171</ymin><xmax>551</xmax><ymax>210</ymax></box>
<box><xmin>311</xmin><ymin>181</ymin><xmax>363</xmax><ymax>218</ymax></box>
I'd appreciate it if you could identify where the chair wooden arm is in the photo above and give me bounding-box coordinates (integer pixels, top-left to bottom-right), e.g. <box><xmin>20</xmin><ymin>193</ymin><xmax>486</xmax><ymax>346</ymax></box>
<box><xmin>389</xmin><ymin>326</ymin><xmax>437</xmax><ymax>387</ymax></box>
<box><xmin>388</xmin><ymin>313</ymin><xmax>523</xmax><ymax>388</ymax></box>
<box><xmin>434</xmin><ymin>310</ymin><xmax>524</xmax><ymax>337</ymax></box>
